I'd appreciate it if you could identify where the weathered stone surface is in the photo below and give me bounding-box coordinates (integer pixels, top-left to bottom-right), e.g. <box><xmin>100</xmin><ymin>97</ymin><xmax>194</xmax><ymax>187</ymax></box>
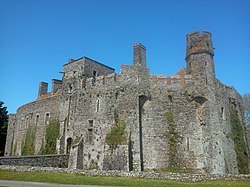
<box><xmin>0</xmin><ymin>155</ymin><xmax>69</xmax><ymax>168</ymax></box>
<box><xmin>4</xmin><ymin>31</ymin><xmax>249</xmax><ymax>175</ymax></box>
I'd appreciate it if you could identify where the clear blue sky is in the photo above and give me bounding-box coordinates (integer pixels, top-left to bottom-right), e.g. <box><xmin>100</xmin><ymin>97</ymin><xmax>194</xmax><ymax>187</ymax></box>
<box><xmin>0</xmin><ymin>0</ymin><xmax>250</xmax><ymax>114</ymax></box>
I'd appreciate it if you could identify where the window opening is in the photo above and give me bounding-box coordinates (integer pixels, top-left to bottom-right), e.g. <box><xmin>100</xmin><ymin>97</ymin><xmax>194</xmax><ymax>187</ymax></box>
<box><xmin>88</xmin><ymin>129</ymin><xmax>93</xmax><ymax>143</ymax></box>
<box><xmin>221</xmin><ymin>107</ymin><xmax>225</xmax><ymax>120</ymax></box>
<box><xmin>93</xmin><ymin>71</ymin><xmax>97</xmax><ymax>84</ymax></box>
<box><xmin>45</xmin><ymin>113</ymin><xmax>50</xmax><ymax>125</ymax></box>
<box><xmin>96</xmin><ymin>99</ymin><xmax>100</xmax><ymax>112</ymax></box>
<box><xmin>36</xmin><ymin>115</ymin><xmax>39</xmax><ymax>126</ymax></box>
<box><xmin>89</xmin><ymin>120</ymin><xmax>93</xmax><ymax>127</ymax></box>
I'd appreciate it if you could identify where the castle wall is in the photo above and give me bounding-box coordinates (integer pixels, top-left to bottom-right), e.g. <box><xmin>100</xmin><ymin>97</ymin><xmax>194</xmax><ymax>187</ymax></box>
<box><xmin>10</xmin><ymin>91</ymin><xmax>61</xmax><ymax>156</ymax></box>
<box><xmin>0</xmin><ymin>154</ymin><xmax>69</xmax><ymax>168</ymax></box>
<box><xmin>4</xmin><ymin>114</ymin><xmax>16</xmax><ymax>156</ymax></box>
<box><xmin>4</xmin><ymin>31</ymin><xmax>248</xmax><ymax>175</ymax></box>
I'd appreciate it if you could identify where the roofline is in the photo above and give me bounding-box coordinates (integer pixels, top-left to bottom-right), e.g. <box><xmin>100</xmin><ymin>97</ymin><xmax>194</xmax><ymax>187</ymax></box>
<box><xmin>63</xmin><ymin>56</ymin><xmax>115</xmax><ymax>71</ymax></box>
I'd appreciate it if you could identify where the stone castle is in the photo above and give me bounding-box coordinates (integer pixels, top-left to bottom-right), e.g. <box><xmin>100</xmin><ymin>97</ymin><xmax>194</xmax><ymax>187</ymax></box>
<box><xmin>5</xmin><ymin>31</ymin><xmax>249</xmax><ymax>174</ymax></box>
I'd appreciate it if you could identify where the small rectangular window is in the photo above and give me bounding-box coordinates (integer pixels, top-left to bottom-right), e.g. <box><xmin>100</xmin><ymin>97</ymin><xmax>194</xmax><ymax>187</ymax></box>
<box><xmin>221</xmin><ymin>107</ymin><xmax>226</xmax><ymax>120</ymax></box>
<box><xmin>88</xmin><ymin>129</ymin><xmax>93</xmax><ymax>143</ymax></box>
<box><xmin>92</xmin><ymin>71</ymin><xmax>97</xmax><ymax>84</ymax></box>
<box><xmin>21</xmin><ymin>118</ymin><xmax>24</xmax><ymax>129</ymax></box>
<box><xmin>89</xmin><ymin>120</ymin><xmax>93</xmax><ymax>127</ymax></box>
<box><xmin>96</xmin><ymin>100</ymin><xmax>100</xmax><ymax>112</ymax></box>
<box><xmin>26</xmin><ymin>117</ymin><xmax>29</xmax><ymax>128</ymax></box>
<box><xmin>36</xmin><ymin>115</ymin><xmax>39</xmax><ymax>126</ymax></box>
<box><xmin>45</xmin><ymin>113</ymin><xmax>50</xmax><ymax>125</ymax></box>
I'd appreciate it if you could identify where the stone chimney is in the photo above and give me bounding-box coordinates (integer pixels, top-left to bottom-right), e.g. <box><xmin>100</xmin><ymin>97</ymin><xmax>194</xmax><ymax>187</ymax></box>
<box><xmin>38</xmin><ymin>82</ymin><xmax>48</xmax><ymax>98</ymax></box>
<box><xmin>52</xmin><ymin>79</ymin><xmax>62</xmax><ymax>92</ymax></box>
<box><xmin>133</xmin><ymin>43</ymin><xmax>146</xmax><ymax>68</ymax></box>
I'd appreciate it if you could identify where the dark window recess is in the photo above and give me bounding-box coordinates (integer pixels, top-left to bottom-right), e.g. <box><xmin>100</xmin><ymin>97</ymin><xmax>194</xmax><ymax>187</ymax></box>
<box><xmin>66</xmin><ymin>138</ymin><xmax>72</xmax><ymax>154</ymax></box>
<box><xmin>89</xmin><ymin>120</ymin><xmax>93</xmax><ymax>127</ymax></box>
<box><xmin>168</xmin><ymin>95</ymin><xmax>173</xmax><ymax>102</ymax></box>
<box><xmin>36</xmin><ymin>115</ymin><xmax>39</xmax><ymax>126</ymax></box>
<box><xmin>93</xmin><ymin>71</ymin><xmax>97</xmax><ymax>84</ymax></box>
<box><xmin>88</xmin><ymin>129</ymin><xmax>93</xmax><ymax>143</ymax></box>
<box><xmin>45</xmin><ymin>113</ymin><xmax>50</xmax><ymax>124</ymax></box>
<box><xmin>96</xmin><ymin>100</ymin><xmax>100</xmax><ymax>112</ymax></box>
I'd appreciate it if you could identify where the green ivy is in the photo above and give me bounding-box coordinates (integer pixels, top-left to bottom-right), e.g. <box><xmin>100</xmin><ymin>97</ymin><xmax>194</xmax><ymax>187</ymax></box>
<box><xmin>106</xmin><ymin>113</ymin><xmax>126</xmax><ymax>152</ymax></box>
<box><xmin>230</xmin><ymin>108</ymin><xmax>249</xmax><ymax>174</ymax></box>
<box><xmin>165</xmin><ymin>110</ymin><xmax>179</xmax><ymax>167</ymax></box>
<box><xmin>40</xmin><ymin>120</ymin><xmax>60</xmax><ymax>155</ymax></box>
<box><xmin>22</xmin><ymin>126</ymin><xmax>35</xmax><ymax>156</ymax></box>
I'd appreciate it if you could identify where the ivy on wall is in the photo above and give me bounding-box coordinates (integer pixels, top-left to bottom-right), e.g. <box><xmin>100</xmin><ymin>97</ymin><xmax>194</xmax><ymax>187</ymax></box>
<box><xmin>40</xmin><ymin>120</ymin><xmax>60</xmax><ymax>155</ymax></box>
<box><xmin>106</xmin><ymin>111</ymin><xmax>126</xmax><ymax>152</ymax></box>
<box><xmin>21</xmin><ymin>126</ymin><xmax>35</xmax><ymax>156</ymax></box>
<box><xmin>230</xmin><ymin>108</ymin><xmax>249</xmax><ymax>174</ymax></box>
<box><xmin>165</xmin><ymin>110</ymin><xmax>180</xmax><ymax>167</ymax></box>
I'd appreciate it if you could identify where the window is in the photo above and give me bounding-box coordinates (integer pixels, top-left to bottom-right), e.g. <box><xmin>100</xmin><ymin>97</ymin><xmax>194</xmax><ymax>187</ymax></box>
<box><xmin>36</xmin><ymin>115</ymin><xmax>39</xmax><ymax>126</ymax></box>
<box><xmin>66</xmin><ymin>138</ymin><xmax>72</xmax><ymax>154</ymax></box>
<box><xmin>89</xmin><ymin>120</ymin><xmax>93</xmax><ymax>127</ymax></box>
<box><xmin>92</xmin><ymin>71</ymin><xmax>97</xmax><ymax>84</ymax></box>
<box><xmin>96</xmin><ymin>99</ymin><xmax>100</xmax><ymax>112</ymax></box>
<box><xmin>45</xmin><ymin>113</ymin><xmax>50</xmax><ymax>125</ymax></box>
<box><xmin>21</xmin><ymin>118</ymin><xmax>24</xmax><ymax>129</ymax></box>
<box><xmin>88</xmin><ymin>129</ymin><xmax>93</xmax><ymax>143</ymax></box>
<box><xmin>26</xmin><ymin>117</ymin><xmax>29</xmax><ymax>128</ymax></box>
<box><xmin>221</xmin><ymin>107</ymin><xmax>225</xmax><ymax>120</ymax></box>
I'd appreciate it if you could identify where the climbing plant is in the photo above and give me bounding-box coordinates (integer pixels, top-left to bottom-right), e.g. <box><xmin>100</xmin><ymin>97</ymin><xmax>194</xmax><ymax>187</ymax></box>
<box><xmin>165</xmin><ymin>110</ymin><xmax>179</xmax><ymax>167</ymax></box>
<box><xmin>106</xmin><ymin>111</ymin><xmax>126</xmax><ymax>152</ymax></box>
<box><xmin>40</xmin><ymin>120</ymin><xmax>60</xmax><ymax>155</ymax></box>
<box><xmin>21</xmin><ymin>126</ymin><xmax>35</xmax><ymax>155</ymax></box>
<box><xmin>230</xmin><ymin>108</ymin><xmax>249</xmax><ymax>174</ymax></box>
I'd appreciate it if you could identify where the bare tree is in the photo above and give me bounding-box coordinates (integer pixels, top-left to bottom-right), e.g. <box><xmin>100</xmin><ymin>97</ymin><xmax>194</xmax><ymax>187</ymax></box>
<box><xmin>243</xmin><ymin>94</ymin><xmax>250</xmax><ymax>125</ymax></box>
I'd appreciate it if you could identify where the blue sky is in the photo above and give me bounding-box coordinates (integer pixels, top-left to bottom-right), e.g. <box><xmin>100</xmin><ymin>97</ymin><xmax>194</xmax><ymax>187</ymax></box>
<box><xmin>0</xmin><ymin>0</ymin><xmax>250</xmax><ymax>114</ymax></box>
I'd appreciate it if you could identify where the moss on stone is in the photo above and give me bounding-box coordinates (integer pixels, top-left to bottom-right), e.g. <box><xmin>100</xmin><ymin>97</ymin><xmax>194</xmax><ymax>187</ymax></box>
<box><xmin>230</xmin><ymin>108</ymin><xmax>249</xmax><ymax>174</ymax></box>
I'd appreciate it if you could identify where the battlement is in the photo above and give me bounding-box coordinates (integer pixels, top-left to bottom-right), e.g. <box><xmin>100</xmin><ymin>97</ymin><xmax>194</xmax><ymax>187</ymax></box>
<box><xmin>186</xmin><ymin>30</ymin><xmax>214</xmax><ymax>60</ymax></box>
<box><xmin>150</xmin><ymin>68</ymin><xmax>192</xmax><ymax>87</ymax></box>
<box><xmin>85</xmin><ymin>73</ymin><xmax>118</xmax><ymax>89</ymax></box>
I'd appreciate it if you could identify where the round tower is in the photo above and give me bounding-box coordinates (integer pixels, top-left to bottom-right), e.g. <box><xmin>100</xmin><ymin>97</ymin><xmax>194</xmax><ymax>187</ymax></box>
<box><xmin>185</xmin><ymin>31</ymin><xmax>215</xmax><ymax>77</ymax></box>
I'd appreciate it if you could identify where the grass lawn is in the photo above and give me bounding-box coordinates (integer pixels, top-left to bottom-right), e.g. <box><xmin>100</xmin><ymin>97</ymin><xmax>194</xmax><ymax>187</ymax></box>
<box><xmin>0</xmin><ymin>169</ymin><xmax>249</xmax><ymax>187</ymax></box>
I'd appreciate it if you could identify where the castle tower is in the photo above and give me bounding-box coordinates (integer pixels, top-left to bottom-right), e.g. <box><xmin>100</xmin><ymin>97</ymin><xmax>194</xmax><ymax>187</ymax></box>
<box><xmin>185</xmin><ymin>31</ymin><xmax>215</xmax><ymax>79</ymax></box>
<box><xmin>133</xmin><ymin>43</ymin><xmax>146</xmax><ymax>68</ymax></box>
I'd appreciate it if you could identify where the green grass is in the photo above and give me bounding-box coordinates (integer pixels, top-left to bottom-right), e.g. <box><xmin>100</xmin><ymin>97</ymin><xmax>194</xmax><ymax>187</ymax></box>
<box><xmin>0</xmin><ymin>170</ymin><xmax>250</xmax><ymax>187</ymax></box>
<box><xmin>147</xmin><ymin>167</ymin><xmax>193</xmax><ymax>174</ymax></box>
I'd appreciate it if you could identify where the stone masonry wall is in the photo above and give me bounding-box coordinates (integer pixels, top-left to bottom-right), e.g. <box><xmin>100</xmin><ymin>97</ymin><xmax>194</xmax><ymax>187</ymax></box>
<box><xmin>0</xmin><ymin>155</ymin><xmax>69</xmax><ymax>168</ymax></box>
<box><xmin>5</xmin><ymin>31</ymin><xmax>248</xmax><ymax>175</ymax></box>
<box><xmin>9</xmin><ymin>90</ymin><xmax>61</xmax><ymax>156</ymax></box>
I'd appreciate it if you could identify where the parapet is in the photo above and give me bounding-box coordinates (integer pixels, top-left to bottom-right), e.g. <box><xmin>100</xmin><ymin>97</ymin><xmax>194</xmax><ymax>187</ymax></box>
<box><xmin>186</xmin><ymin>31</ymin><xmax>214</xmax><ymax>59</ymax></box>
<box><xmin>85</xmin><ymin>73</ymin><xmax>117</xmax><ymax>89</ymax></box>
